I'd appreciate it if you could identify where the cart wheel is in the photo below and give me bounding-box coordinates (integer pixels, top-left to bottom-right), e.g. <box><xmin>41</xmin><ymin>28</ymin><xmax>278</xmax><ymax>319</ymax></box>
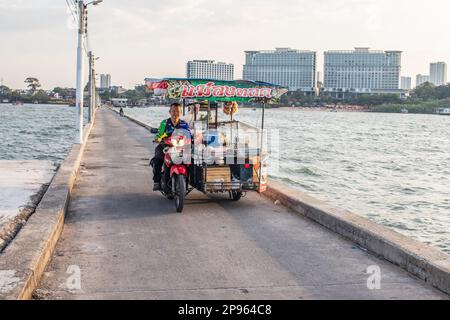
<box><xmin>173</xmin><ymin>174</ymin><xmax>185</xmax><ymax>213</ymax></box>
<box><xmin>231</xmin><ymin>190</ymin><xmax>243</xmax><ymax>201</ymax></box>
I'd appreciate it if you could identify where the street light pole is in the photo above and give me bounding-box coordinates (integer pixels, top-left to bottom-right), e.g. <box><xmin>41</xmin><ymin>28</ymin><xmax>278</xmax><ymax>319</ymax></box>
<box><xmin>88</xmin><ymin>51</ymin><xmax>93</xmax><ymax>123</ymax></box>
<box><xmin>88</xmin><ymin>54</ymin><xmax>100</xmax><ymax>122</ymax></box>
<box><xmin>92</xmin><ymin>63</ymin><xmax>98</xmax><ymax>120</ymax></box>
<box><xmin>75</xmin><ymin>0</ymin><xmax>86</xmax><ymax>143</ymax></box>
<box><xmin>75</xmin><ymin>0</ymin><xmax>102</xmax><ymax>142</ymax></box>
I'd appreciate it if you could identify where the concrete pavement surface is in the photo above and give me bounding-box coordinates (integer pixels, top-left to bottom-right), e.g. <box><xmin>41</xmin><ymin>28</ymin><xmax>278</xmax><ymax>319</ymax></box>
<box><xmin>35</xmin><ymin>108</ymin><xmax>447</xmax><ymax>300</ymax></box>
<box><xmin>0</xmin><ymin>160</ymin><xmax>55</xmax><ymax>251</ymax></box>
<box><xmin>0</xmin><ymin>160</ymin><xmax>55</xmax><ymax>228</ymax></box>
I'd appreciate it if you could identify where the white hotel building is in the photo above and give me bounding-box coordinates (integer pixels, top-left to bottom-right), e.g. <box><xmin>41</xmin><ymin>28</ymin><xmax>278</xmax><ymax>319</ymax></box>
<box><xmin>242</xmin><ymin>48</ymin><xmax>317</xmax><ymax>92</ymax></box>
<box><xmin>100</xmin><ymin>74</ymin><xmax>111</xmax><ymax>89</ymax></box>
<box><xmin>416</xmin><ymin>74</ymin><xmax>430</xmax><ymax>87</ymax></box>
<box><xmin>430</xmin><ymin>62</ymin><xmax>447</xmax><ymax>86</ymax></box>
<box><xmin>401</xmin><ymin>76</ymin><xmax>412</xmax><ymax>90</ymax></box>
<box><xmin>186</xmin><ymin>60</ymin><xmax>234</xmax><ymax>81</ymax></box>
<box><xmin>324</xmin><ymin>48</ymin><xmax>402</xmax><ymax>97</ymax></box>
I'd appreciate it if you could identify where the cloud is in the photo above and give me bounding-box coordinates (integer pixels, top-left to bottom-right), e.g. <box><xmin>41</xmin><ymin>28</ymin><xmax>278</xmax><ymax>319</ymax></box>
<box><xmin>1</xmin><ymin>0</ymin><xmax>450</xmax><ymax>89</ymax></box>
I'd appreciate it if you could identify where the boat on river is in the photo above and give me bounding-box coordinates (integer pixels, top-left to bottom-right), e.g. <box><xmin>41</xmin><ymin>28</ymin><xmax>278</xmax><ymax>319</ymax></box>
<box><xmin>436</xmin><ymin>108</ymin><xmax>450</xmax><ymax>115</ymax></box>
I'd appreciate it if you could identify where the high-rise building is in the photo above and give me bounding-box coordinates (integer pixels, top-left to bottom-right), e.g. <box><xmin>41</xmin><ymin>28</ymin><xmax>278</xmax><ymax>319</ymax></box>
<box><xmin>429</xmin><ymin>62</ymin><xmax>447</xmax><ymax>86</ymax></box>
<box><xmin>416</xmin><ymin>74</ymin><xmax>430</xmax><ymax>87</ymax></box>
<box><xmin>401</xmin><ymin>76</ymin><xmax>412</xmax><ymax>90</ymax></box>
<box><xmin>243</xmin><ymin>48</ymin><xmax>317</xmax><ymax>92</ymax></box>
<box><xmin>100</xmin><ymin>74</ymin><xmax>111</xmax><ymax>89</ymax></box>
<box><xmin>186</xmin><ymin>60</ymin><xmax>234</xmax><ymax>81</ymax></box>
<box><xmin>317</xmin><ymin>71</ymin><xmax>322</xmax><ymax>84</ymax></box>
<box><xmin>323</xmin><ymin>47</ymin><xmax>402</xmax><ymax>95</ymax></box>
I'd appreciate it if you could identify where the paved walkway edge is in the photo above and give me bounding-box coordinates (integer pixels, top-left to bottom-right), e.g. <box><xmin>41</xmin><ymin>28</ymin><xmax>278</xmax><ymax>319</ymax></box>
<box><xmin>108</xmin><ymin>107</ymin><xmax>153</xmax><ymax>131</ymax></box>
<box><xmin>0</xmin><ymin>113</ymin><xmax>97</xmax><ymax>300</ymax></box>
<box><xmin>265</xmin><ymin>181</ymin><xmax>450</xmax><ymax>295</ymax></box>
<box><xmin>113</xmin><ymin>108</ymin><xmax>450</xmax><ymax>296</ymax></box>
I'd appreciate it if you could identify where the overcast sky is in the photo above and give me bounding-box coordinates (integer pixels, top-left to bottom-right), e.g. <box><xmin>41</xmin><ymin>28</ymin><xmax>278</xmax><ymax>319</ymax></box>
<box><xmin>1</xmin><ymin>0</ymin><xmax>450</xmax><ymax>89</ymax></box>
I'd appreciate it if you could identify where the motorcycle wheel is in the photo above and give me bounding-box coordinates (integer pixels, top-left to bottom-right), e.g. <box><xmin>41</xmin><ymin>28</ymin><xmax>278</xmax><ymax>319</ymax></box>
<box><xmin>231</xmin><ymin>190</ymin><xmax>243</xmax><ymax>201</ymax></box>
<box><xmin>173</xmin><ymin>174</ymin><xmax>185</xmax><ymax>213</ymax></box>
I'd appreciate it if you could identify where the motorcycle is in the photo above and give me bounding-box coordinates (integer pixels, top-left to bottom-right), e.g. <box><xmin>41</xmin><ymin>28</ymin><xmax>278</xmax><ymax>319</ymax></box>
<box><xmin>159</xmin><ymin>131</ymin><xmax>192</xmax><ymax>213</ymax></box>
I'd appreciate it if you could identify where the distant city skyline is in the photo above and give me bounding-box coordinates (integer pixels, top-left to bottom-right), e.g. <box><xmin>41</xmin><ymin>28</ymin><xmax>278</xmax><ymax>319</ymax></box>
<box><xmin>1</xmin><ymin>0</ymin><xmax>450</xmax><ymax>89</ymax></box>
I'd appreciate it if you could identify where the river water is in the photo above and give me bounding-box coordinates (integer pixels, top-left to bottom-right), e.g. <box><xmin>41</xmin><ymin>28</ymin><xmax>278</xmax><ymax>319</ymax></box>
<box><xmin>1</xmin><ymin>103</ymin><xmax>449</xmax><ymax>253</ymax></box>
<box><xmin>0</xmin><ymin>104</ymin><xmax>88</xmax><ymax>163</ymax></box>
<box><xmin>122</xmin><ymin>106</ymin><xmax>450</xmax><ymax>254</ymax></box>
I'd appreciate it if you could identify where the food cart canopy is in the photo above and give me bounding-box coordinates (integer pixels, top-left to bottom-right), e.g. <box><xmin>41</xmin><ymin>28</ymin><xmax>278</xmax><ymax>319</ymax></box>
<box><xmin>145</xmin><ymin>78</ymin><xmax>288</xmax><ymax>104</ymax></box>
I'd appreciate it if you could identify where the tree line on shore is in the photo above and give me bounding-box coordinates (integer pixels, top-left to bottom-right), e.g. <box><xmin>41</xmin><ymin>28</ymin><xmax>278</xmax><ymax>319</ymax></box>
<box><xmin>2</xmin><ymin>78</ymin><xmax>449</xmax><ymax>114</ymax></box>
<box><xmin>0</xmin><ymin>78</ymin><xmax>76</xmax><ymax>104</ymax></box>
<box><xmin>282</xmin><ymin>81</ymin><xmax>450</xmax><ymax>113</ymax></box>
<box><xmin>372</xmin><ymin>82</ymin><xmax>450</xmax><ymax>114</ymax></box>
<box><xmin>0</xmin><ymin>78</ymin><xmax>150</xmax><ymax>105</ymax></box>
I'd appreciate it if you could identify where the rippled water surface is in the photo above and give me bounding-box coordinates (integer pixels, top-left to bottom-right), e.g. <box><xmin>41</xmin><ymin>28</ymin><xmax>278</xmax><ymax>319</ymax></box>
<box><xmin>122</xmin><ymin>106</ymin><xmax>450</xmax><ymax>253</ymax></box>
<box><xmin>0</xmin><ymin>104</ymin><xmax>88</xmax><ymax>163</ymax></box>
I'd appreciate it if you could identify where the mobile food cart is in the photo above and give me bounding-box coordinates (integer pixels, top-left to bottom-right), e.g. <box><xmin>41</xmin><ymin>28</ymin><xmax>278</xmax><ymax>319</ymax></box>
<box><xmin>147</xmin><ymin>78</ymin><xmax>288</xmax><ymax>211</ymax></box>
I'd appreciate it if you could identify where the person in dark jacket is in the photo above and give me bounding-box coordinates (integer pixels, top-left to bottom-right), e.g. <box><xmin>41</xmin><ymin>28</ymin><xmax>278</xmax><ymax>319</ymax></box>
<box><xmin>151</xmin><ymin>103</ymin><xmax>191</xmax><ymax>191</ymax></box>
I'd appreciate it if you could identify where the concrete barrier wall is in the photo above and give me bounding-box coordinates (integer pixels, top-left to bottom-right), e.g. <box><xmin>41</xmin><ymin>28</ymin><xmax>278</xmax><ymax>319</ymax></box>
<box><xmin>113</xmin><ymin>109</ymin><xmax>450</xmax><ymax>295</ymax></box>
<box><xmin>0</xmin><ymin>117</ymin><xmax>96</xmax><ymax>300</ymax></box>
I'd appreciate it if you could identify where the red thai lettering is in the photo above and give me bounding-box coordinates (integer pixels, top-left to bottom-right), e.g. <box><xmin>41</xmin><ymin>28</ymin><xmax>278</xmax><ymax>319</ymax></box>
<box><xmin>236</xmin><ymin>88</ymin><xmax>249</xmax><ymax>97</ymax></box>
<box><xmin>259</xmin><ymin>88</ymin><xmax>272</xmax><ymax>98</ymax></box>
<box><xmin>224</xmin><ymin>86</ymin><xmax>236</xmax><ymax>97</ymax></box>
<box><xmin>181</xmin><ymin>85</ymin><xmax>196</xmax><ymax>97</ymax></box>
<box><xmin>196</xmin><ymin>82</ymin><xmax>214</xmax><ymax>97</ymax></box>
<box><xmin>212</xmin><ymin>85</ymin><xmax>225</xmax><ymax>97</ymax></box>
<box><xmin>248</xmin><ymin>88</ymin><xmax>259</xmax><ymax>97</ymax></box>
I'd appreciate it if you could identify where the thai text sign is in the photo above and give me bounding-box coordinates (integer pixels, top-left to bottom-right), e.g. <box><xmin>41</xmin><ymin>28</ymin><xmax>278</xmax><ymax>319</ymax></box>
<box><xmin>146</xmin><ymin>79</ymin><xmax>288</xmax><ymax>104</ymax></box>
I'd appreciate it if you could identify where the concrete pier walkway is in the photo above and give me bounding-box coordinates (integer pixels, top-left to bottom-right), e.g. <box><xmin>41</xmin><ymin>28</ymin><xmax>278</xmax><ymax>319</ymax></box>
<box><xmin>35</xmin><ymin>108</ymin><xmax>446</xmax><ymax>299</ymax></box>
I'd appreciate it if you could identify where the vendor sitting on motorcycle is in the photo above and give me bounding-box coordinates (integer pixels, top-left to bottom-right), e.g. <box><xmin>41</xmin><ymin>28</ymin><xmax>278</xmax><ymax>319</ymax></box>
<box><xmin>151</xmin><ymin>103</ymin><xmax>191</xmax><ymax>191</ymax></box>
